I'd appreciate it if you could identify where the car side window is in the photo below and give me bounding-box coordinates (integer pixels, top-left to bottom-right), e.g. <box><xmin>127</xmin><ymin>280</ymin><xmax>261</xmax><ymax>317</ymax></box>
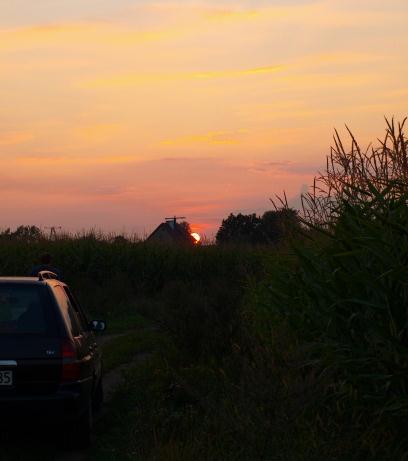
<box><xmin>53</xmin><ymin>286</ymin><xmax>82</xmax><ymax>337</ymax></box>
<box><xmin>62</xmin><ymin>286</ymin><xmax>89</xmax><ymax>332</ymax></box>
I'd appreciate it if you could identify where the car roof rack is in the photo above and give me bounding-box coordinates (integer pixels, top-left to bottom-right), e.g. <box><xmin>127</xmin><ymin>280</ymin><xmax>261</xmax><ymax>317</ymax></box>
<box><xmin>38</xmin><ymin>271</ymin><xmax>58</xmax><ymax>281</ymax></box>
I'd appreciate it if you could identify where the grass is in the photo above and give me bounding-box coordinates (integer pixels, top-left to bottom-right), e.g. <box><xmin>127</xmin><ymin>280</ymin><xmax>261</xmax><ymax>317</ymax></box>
<box><xmin>102</xmin><ymin>308</ymin><xmax>151</xmax><ymax>333</ymax></box>
<box><xmin>91</xmin><ymin>353</ymin><xmax>228</xmax><ymax>461</ymax></box>
<box><xmin>101</xmin><ymin>328</ymin><xmax>171</xmax><ymax>373</ymax></box>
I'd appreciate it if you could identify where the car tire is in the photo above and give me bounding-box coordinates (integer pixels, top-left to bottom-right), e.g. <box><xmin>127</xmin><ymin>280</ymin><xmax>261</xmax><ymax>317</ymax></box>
<box><xmin>93</xmin><ymin>377</ymin><xmax>104</xmax><ymax>413</ymax></box>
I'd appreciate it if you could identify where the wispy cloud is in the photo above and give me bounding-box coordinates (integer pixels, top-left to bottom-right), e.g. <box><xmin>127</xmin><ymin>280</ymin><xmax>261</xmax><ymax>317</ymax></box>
<box><xmin>161</xmin><ymin>129</ymin><xmax>247</xmax><ymax>146</ymax></box>
<box><xmin>84</xmin><ymin>65</ymin><xmax>284</xmax><ymax>88</ymax></box>
<box><xmin>0</xmin><ymin>22</ymin><xmax>186</xmax><ymax>52</ymax></box>
<box><xmin>0</xmin><ymin>130</ymin><xmax>33</xmax><ymax>145</ymax></box>
<box><xmin>204</xmin><ymin>8</ymin><xmax>260</xmax><ymax>22</ymax></box>
<box><xmin>14</xmin><ymin>154</ymin><xmax>138</xmax><ymax>166</ymax></box>
<box><xmin>74</xmin><ymin>123</ymin><xmax>123</xmax><ymax>142</ymax></box>
<box><xmin>249</xmin><ymin>160</ymin><xmax>320</xmax><ymax>175</ymax></box>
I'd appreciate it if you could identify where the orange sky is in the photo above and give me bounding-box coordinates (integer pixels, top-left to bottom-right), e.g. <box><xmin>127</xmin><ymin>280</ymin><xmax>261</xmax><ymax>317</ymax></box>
<box><xmin>1</xmin><ymin>0</ymin><xmax>407</xmax><ymax>237</ymax></box>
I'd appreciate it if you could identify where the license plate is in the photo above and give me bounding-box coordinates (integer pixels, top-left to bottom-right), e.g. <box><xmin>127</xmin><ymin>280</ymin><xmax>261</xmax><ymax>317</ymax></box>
<box><xmin>0</xmin><ymin>370</ymin><xmax>13</xmax><ymax>386</ymax></box>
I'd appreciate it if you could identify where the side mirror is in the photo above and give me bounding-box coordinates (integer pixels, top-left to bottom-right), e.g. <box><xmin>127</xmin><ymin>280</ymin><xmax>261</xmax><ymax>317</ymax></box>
<box><xmin>89</xmin><ymin>320</ymin><xmax>106</xmax><ymax>332</ymax></box>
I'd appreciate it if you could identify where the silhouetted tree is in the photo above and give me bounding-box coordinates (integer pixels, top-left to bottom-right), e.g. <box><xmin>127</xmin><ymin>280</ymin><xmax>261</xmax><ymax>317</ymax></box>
<box><xmin>261</xmin><ymin>208</ymin><xmax>300</xmax><ymax>243</ymax></box>
<box><xmin>216</xmin><ymin>213</ymin><xmax>263</xmax><ymax>244</ymax></box>
<box><xmin>0</xmin><ymin>225</ymin><xmax>42</xmax><ymax>241</ymax></box>
<box><xmin>14</xmin><ymin>225</ymin><xmax>42</xmax><ymax>241</ymax></box>
<box><xmin>176</xmin><ymin>221</ymin><xmax>196</xmax><ymax>244</ymax></box>
<box><xmin>216</xmin><ymin>209</ymin><xmax>300</xmax><ymax>245</ymax></box>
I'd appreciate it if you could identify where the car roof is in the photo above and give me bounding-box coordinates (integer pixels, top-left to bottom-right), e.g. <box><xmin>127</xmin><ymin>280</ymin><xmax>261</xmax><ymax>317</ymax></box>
<box><xmin>0</xmin><ymin>277</ymin><xmax>62</xmax><ymax>287</ymax></box>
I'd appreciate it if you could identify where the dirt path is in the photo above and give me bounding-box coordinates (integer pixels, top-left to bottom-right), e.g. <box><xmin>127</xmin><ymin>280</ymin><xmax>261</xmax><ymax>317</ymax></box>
<box><xmin>102</xmin><ymin>351</ymin><xmax>150</xmax><ymax>399</ymax></box>
<box><xmin>96</xmin><ymin>331</ymin><xmax>127</xmax><ymax>347</ymax></box>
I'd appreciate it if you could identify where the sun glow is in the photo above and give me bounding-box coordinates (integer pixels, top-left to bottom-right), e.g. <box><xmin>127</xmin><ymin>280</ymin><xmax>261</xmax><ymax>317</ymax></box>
<box><xmin>191</xmin><ymin>233</ymin><xmax>201</xmax><ymax>244</ymax></box>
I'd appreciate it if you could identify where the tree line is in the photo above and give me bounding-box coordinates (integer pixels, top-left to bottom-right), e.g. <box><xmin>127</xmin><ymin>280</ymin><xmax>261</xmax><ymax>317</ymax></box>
<box><xmin>215</xmin><ymin>208</ymin><xmax>300</xmax><ymax>245</ymax></box>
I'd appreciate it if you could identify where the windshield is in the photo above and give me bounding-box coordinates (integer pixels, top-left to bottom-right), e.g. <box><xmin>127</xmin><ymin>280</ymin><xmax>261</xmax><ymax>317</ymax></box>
<box><xmin>0</xmin><ymin>284</ymin><xmax>55</xmax><ymax>335</ymax></box>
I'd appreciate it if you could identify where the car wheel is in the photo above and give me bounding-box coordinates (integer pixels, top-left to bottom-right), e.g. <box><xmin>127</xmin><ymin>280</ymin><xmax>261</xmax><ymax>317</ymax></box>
<box><xmin>93</xmin><ymin>377</ymin><xmax>104</xmax><ymax>413</ymax></box>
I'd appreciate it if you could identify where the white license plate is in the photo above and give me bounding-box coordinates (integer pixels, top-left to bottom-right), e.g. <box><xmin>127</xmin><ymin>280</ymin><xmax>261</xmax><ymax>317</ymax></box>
<box><xmin>0</xmin><ymin>370</ymin><xmax>13</xmax><ymax>386</ymax></box>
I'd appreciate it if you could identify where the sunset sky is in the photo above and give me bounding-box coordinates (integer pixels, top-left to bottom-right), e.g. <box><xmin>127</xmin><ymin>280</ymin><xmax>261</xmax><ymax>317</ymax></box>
<box><xmin>1</xmin><ymin>0</ymin><xmax>407</xmax><ymax>237</ymax></box>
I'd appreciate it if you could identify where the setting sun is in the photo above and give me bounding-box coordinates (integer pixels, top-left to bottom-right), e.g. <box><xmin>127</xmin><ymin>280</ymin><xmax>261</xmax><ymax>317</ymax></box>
<box><xmin>191</xmin><ymin>232</ymin><xmax>201</xmax><ymax>244</ymax></box>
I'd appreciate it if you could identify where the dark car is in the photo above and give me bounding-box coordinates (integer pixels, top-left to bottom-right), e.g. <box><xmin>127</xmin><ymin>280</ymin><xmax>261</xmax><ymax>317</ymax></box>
<box><xmin>0</xmin><ymin>271</ymin><xmax>106</xmax><ymax>448</ymax></box>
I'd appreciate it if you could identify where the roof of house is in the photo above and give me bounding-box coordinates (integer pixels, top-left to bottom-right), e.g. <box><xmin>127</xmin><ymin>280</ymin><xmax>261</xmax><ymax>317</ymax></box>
<box><xmin>146</xmin><ymin>222</ymin><xmax>193</xmax><ymax>244</ymax></box>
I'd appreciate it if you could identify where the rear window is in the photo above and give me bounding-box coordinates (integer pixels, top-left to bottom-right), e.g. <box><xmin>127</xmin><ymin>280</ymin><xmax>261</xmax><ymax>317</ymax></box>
<box><xmin>0</xmin><ymin>284</ymin><xmax>56</xmax><ymax>335</ymax></box>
